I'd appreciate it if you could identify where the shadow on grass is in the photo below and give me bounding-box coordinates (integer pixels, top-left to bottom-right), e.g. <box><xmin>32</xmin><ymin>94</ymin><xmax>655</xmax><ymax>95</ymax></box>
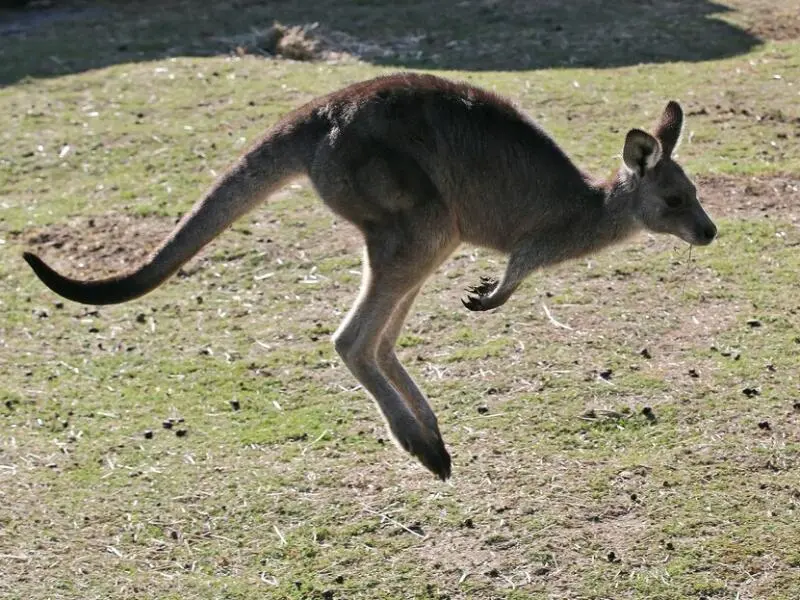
<box><xmin>0</xmin><ymin>0</ymin><xmax>761</xmax><ymax>85</ymax></box>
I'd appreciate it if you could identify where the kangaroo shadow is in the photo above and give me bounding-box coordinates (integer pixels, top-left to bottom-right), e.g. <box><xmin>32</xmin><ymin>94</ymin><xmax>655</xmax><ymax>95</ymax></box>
<box><xmin>0</xmin><ymin>0</ymin><xmax>761</xmax><ymax>85</ymax></box>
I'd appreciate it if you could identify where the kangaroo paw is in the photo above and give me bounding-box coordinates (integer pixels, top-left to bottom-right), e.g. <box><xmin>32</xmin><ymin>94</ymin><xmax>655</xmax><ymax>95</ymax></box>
<box><xmin>469</xmin><ymin>276</ymin><xmax>498</xmax><ymax>296</ymax></box>
<box><xmin>462</xmin><ymin>276</ymin><xmax>499</xmax><ymax>311</ymax></box>
<box><xmin>414</xmin><ymin>432</ymin><xmax>452</xmax><ymax>481</ymax></box>
<box><xmin>395</xmin><ymin>426</ymin><xmax>452</xmax><ymax>481</ymax></box>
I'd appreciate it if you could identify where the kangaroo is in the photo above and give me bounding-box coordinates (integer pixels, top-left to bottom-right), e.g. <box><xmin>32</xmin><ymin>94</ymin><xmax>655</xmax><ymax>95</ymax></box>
<box><xmin>23</xmin><ymin>73</ymin><xmax>716</xmax><ymax>481</ymax></box>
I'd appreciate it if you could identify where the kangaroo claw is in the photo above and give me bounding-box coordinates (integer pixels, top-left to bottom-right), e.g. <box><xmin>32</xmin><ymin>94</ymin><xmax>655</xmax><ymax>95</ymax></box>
<box><xmin>462</xmin><ymin>276</ymin><xmax>498</xmax><ymax>311</ymax></box>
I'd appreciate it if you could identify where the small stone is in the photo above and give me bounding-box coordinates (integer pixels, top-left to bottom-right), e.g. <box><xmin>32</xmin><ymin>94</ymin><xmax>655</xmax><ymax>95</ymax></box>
<box><xmin>175</xmin><ymin>428</ymin><xmax>188</xmax><ymax>437</ymax></box>
<box><xmin>230</xmin><ymin>399</ymin><xmax>241</xmax><ymax>411</ymax></box>
<box><xmin>599</xmin><ymin>369</ymin><xmax>613</xmax><ymax>380</ymax></box>
<box><xmin>143</xmin><ymin>430</ymin><xmax>154</xmax><ymax>439</ymax></box>
<box><xmin>688</xmin><ymin>368</ymin><xmax>700</xmax><ymax>378</ymax></box>
<box><xmin>743</xmin><ymin>387</ymin><xmax>761</xmax><ymax>398</ymax></box>
<box><xmin>135</xmin><ymin>313</ymin><xmax>146</xmax><ymax>324</ymax></box>
<box><xmin>641</xmin><ymin>406</ymin><xmax>656</xmax><ymax>422</ymax></box>
<box><xmin>607</xmin><ymin>551</ymin><xmax>618</xmax><ymax>563</ymax></box>
<box><xmin>407</xmin><ymin>521</ymin><xmax>424</xmax><ymax>535</ymax></box>
<box><xmin>746</xmin><ymin>319</ymin><xmax>762</xmax><ymax>328</ymax></box>
<box><xmin>162</xmin><ymin>420</ymin><xmax>174</xmax><ymax>429</ymax></box>
<box><xmin>639</xmin><ymin>347</ymin><xmax>652</xmax><ymax>359</ymax></box>
<box><xmin>477</xmin><ymin>405</ymin><xmax>489</xmax><ymax>414</ymax></box>
<box><xmin>758</xmin><ymin>421</ymin><xmax>771</xmax><ymax>431</ymax></box>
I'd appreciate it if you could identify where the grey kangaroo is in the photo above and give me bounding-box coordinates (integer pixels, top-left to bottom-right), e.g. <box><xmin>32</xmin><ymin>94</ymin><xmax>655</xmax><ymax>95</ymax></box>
<box><xmin>23</xmin><ymin>73</ymin><xmax>717</xmax><ymax>480</ymax></box>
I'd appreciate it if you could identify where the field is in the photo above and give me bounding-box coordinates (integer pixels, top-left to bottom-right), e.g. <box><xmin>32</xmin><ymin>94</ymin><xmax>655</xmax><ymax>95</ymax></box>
<box><xmin>1</xmin><ymin>1</ymin><xmax>800</xmax><ymax>598</ymax></box>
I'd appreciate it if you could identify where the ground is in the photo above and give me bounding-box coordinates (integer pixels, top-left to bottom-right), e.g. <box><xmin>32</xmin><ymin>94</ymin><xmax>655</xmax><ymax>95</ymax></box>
<box><xmin>1</xmin><ymin>1</ymin><xmax>800</xmax><ymax>599</ymax></box>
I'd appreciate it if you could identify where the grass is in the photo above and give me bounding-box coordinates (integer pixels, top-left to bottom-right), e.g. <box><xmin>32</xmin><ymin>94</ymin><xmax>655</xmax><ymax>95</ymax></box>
<box><xmin>1</xmin><ymin>1</ymin><xmax>800</xmax><ymax>598</ymax></box>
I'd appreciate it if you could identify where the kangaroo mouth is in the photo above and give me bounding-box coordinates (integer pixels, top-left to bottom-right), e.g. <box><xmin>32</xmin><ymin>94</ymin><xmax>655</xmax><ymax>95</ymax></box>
<box><xmin>679</xmin><ymin>223</ymin><xmax>717</xmax><ymax>246</ymax></box>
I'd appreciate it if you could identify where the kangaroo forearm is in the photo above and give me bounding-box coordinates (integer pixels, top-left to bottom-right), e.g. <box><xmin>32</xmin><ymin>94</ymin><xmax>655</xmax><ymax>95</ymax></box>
<box><xmin>462</xmin><ymin>243</ymin><xmax>562</xmax><ymax>311</ymax></box>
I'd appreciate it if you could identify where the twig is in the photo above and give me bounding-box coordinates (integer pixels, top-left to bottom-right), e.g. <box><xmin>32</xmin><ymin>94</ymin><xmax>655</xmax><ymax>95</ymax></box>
<box><xmin>0</xmin><ymin>554</ymin><xmax>28</xmax><ymax>561</ymax></box>
<box><xmin>260</xmin><ymin>572</ymin><xmax>278</xmax><ymax>586</ymax></box>
<box><xmin>273</xmin><ymin>524</ymin><xmax>287</xmax><ymax>545</ymax></box>
<box><xmin>681</xmin><ymin>243</ymin><xmax>693</xmax><ymax>296</ymax></box>
<box><xmin>361</xmin><ymin>505</ymin><xmax>425</xmax><ymax>538</ymax></box>
<box><xmin>208</xmin><ymin>534</ymin><xmax>238</xmax><ymax>544</ymax></box>
<box><xmin>500</xmin><ymin>574</ymin><xmax>517</xmax><ymax>590</ymax></box>
<box><xmin>541</xmin><ymin>303</ymin><xmax>573</xmax><ymax>330</ymax></box>
<box><xmin>301</xmin><ymin>429</ymin><xmax>330</xmax><ymax>455</ymax></box>
<box><xmin>464</xmin><ymin>412</ymin><xmax>507</xmax><ymax>421</ymax></box>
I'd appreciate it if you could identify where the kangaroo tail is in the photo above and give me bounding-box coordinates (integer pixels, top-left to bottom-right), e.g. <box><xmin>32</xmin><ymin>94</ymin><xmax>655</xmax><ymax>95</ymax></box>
<box><xmin>23</xmin><ymin>120</ymin><xmax>320</xmax><ymax>305</ymax></box>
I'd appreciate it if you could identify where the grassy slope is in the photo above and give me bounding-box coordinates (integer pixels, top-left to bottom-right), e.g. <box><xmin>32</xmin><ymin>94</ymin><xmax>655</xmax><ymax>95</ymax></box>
<box><xmin>1</xmin><ymin>2</ymin><xmax>800</xmax><ymax>599</ymax></box>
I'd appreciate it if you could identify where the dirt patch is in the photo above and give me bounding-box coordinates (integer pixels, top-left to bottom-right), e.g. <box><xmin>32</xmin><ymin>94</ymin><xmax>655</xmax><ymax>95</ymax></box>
<box><xmin>221</xmin><ymin>23</ymin><xmax>328</xmax><ymax>62</ymax></box>
<box><xmin>18</xmin><ymin>194</ymin><xmax>366</xmax><ymax>287</ymax></box>
<box><xmin>694</xmin><ymin>174</ymin><xmax>800</xmax><ymax>221</ymax></box>
<box><xmin>22</xmin><ymin>213</ymin><xmax>175</xmax><ymax>278</ymax></box>
<box><xmin>726</xmin><ymin>1</ymin><xmax>800</xmax><ymax>42</ymax></box>
<box><xmin>746</xmin><ymin>15</ymin><xmax>800</xmax><ymax>42</ymax></box>
<box><xmin>218</xmin><ymin>21</ymin><xmax>424</xmax><ymax>64</ymax></box>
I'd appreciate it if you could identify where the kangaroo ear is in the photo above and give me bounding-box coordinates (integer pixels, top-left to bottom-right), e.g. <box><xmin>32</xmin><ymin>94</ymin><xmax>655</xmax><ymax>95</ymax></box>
<box><xmin>623</xmin><ymin>128</ymin><xmax>662</xmax><ymax>176</ymax></box>
<box><xmin>654</xmin><ymin>100</ymin><xmax>683</xmax><ymax>157</ymax></box>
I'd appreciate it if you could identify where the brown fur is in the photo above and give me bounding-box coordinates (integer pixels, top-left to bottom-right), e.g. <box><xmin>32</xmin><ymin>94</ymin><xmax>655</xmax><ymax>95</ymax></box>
<box><xmin>23</xmin><ymin>73</ymin><xmax>717</xmax><ymax>480</ymax></box>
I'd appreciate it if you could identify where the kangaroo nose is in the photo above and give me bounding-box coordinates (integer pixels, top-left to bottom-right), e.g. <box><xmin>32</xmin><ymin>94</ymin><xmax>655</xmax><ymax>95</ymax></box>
<box><xmin>701</xmin><ymin>223</ymin><xmax>717</xmax><ymax>244</ymax></box>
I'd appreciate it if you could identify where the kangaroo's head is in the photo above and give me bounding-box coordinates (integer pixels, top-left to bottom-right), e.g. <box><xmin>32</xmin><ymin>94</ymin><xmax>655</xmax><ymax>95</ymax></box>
<box><xmin>621</xmin><ymin>101</ymin><xmax>717</xmax><ymax>246</ymax></box>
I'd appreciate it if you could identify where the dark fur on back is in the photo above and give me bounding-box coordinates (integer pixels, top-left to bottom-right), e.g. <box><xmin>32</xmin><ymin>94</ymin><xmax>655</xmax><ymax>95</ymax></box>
<box><xmin>283</xmin><ymin>73</ymin><xmax>596</xmax><ymax>254</ymax></box>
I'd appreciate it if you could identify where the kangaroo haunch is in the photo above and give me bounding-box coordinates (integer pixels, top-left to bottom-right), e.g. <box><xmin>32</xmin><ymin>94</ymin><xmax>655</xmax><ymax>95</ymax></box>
<box><xmin>24</xmin><ymin>73</ymin><xmax>717</xmax><ymax>480</ymax></box>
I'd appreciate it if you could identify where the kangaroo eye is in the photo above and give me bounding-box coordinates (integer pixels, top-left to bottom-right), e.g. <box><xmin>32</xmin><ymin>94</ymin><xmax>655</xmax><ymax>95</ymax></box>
<box><xmin>664</xmin><ymin>196</ymin><xmax>684</xmax><ymax>208</ymax></box>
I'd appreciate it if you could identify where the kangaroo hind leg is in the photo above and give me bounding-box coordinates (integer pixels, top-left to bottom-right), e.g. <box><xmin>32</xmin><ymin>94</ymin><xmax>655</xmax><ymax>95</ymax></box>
<box><xmin>333</xmin><ymin>212</ymin><xmax>458</xmax><ymax>480</ymax></box>
<box><xmin>376</xmin><ymin>284</ymin><xmax>442</xmax><ymax>443</ymax></box>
